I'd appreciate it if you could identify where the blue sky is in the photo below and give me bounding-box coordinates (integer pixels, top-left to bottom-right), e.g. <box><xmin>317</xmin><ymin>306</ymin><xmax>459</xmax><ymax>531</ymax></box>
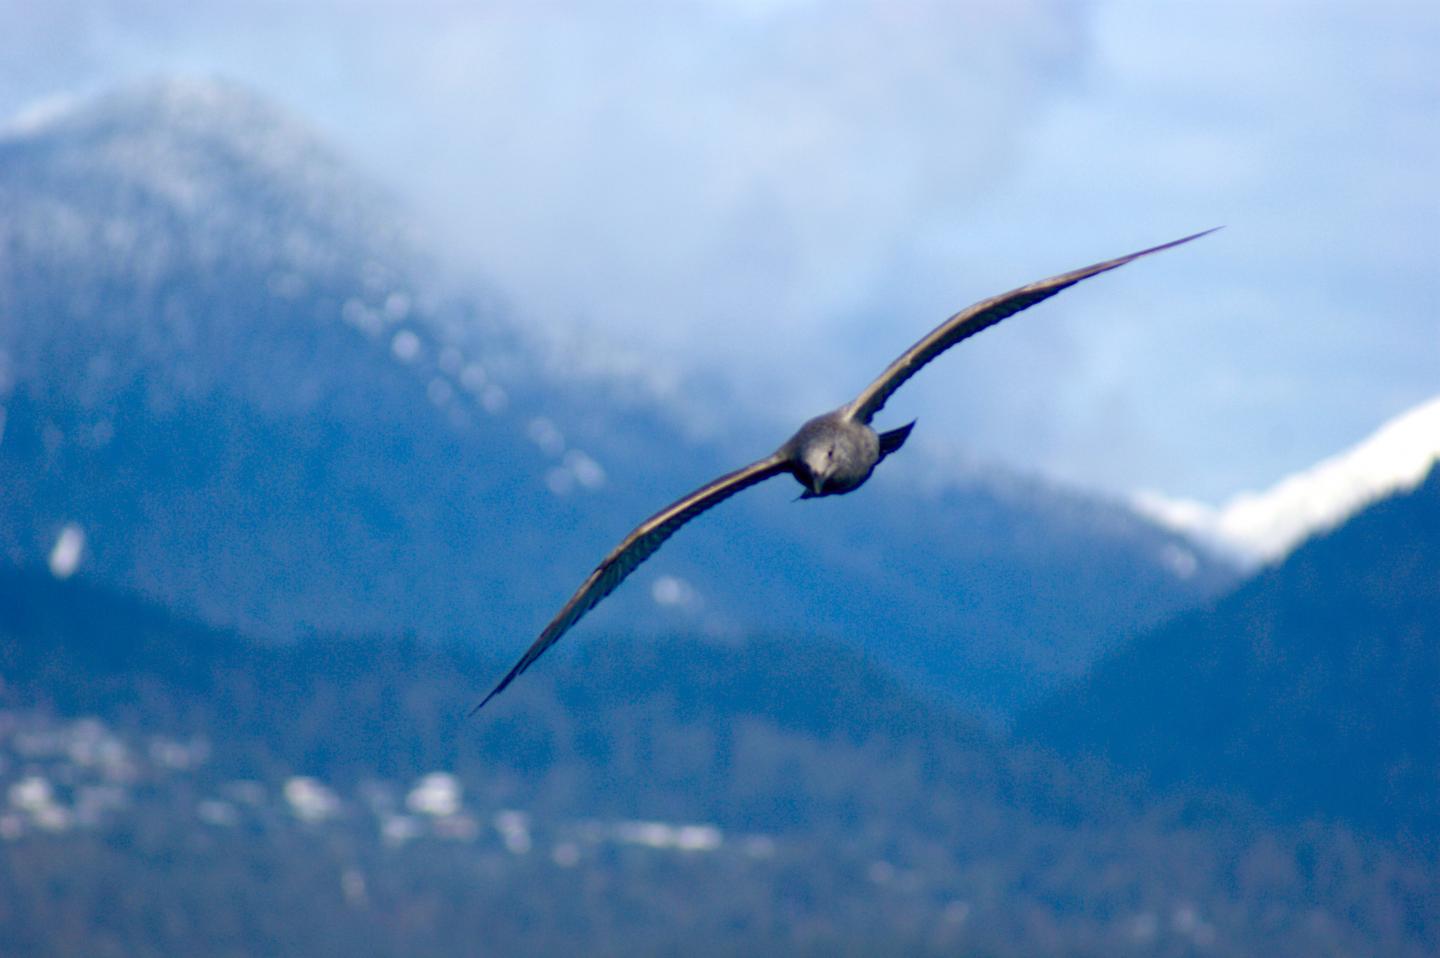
<box><xmin>3</xmin><ymin>1</ymin><xmax>1435</xmax><ymax>501</ymax></box>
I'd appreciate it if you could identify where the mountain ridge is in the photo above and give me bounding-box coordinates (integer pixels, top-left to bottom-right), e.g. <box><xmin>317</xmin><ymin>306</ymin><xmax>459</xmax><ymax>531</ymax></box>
<box><xmin>1024</xmin><ymin>464</ymin><xmax>1440</xmax><ymax>838</ymax></box>
<box><xmin>1134</xmin><ymin>393</ymin><xmax>1440</xmax><ymax>565</ymax></box>
<box><xmin>2</xmin><ymin>559</ymin><xmax>1436</xmax><ymax>957</ymax></box>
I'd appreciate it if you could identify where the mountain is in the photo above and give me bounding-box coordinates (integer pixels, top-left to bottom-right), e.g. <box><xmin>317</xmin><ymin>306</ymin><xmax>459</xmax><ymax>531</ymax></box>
<box><xmin>1134</xmin><ymin>394</ymin><xmax>1440</xmax><ymax>565</ymax></box>
<box><xmin>1022</xmin><ymin>465</ymin><xmax>1440</xmax><ymax>838</ymax></box>
<box><xmin>0</xmin><ymin>77</ymin><xmax>1234</xmax><ymax>722</ymax></box>
<box><xmin>3</xmin><ymin>567</ymin><xmax>1437</xmax><ymax>957</ymax></box>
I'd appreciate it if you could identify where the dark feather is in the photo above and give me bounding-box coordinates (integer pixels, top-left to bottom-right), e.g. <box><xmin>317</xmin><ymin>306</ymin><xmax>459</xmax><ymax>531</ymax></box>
<box><xmin>878</xmin><ymin>420</ymin><xmax>916</xmax><ymax>461</ymax></box>
<box><xmin>471</xmin><ymin>453</ymin><xmax>792</xmax><ymax>712</ymax></box>
<box><xmin>845</xmin><ymin>229</ymin><xmax>1220</xmax><ymax>424</ymax></box>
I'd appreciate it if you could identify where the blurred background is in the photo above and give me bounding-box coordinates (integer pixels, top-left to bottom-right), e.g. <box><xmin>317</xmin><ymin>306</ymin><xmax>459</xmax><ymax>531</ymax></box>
<box><xmin>0</xmin><ymin>2</ymin><xmax>1436</xmax><ymax>955</ymax></box>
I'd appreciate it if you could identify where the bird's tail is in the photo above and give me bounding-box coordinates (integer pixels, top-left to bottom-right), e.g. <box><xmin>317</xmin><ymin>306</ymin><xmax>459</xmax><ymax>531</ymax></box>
<box><xmin>878</xmin><ymin>420</ymin><xmax>916</xmax><ymax>462</ymax></box>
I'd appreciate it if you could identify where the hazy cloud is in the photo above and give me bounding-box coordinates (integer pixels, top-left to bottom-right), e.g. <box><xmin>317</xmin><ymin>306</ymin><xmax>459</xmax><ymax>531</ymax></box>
<box><xmin>2</xmin><ymin>1</ymin><xmax>1435</xmax><ymax>501</ymax></box>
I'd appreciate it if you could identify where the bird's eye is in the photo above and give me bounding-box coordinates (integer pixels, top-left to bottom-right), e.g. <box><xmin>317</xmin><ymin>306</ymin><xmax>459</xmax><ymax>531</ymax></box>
<box><xmin>826</xmin><ymin>448</ymin><xmax>834</xmax><ymax>460</ymax></box>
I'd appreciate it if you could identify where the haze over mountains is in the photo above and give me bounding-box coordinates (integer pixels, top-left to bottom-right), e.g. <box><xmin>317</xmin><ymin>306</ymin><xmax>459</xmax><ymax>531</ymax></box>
<box><xmin>1</xmin><ymin>77</ymin><xmax>1437</xmax><ymax>956</ymax></box>
<box><xmin>0</xmin><ymin>78</ymin><xmax>1232</xmax><ymax>721</ymax></box>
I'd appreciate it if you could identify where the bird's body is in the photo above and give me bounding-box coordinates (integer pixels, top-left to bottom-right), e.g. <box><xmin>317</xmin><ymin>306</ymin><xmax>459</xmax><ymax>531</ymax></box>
<box><xmin>784</xmin><ymin>412</ymin><xmax>885</xmax><ymax>497</ymax></box>
<box><xmin>473</xmin><ymin>228</ymin><xmax>1218</xmax><ymax>711</ymax></box>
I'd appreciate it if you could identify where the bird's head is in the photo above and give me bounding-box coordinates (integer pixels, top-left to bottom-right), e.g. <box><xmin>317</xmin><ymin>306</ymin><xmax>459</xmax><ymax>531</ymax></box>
<box><xmin>799</xmin><ymin>443</ymin><xmax>837</xmax><ymax>498</ymax></box>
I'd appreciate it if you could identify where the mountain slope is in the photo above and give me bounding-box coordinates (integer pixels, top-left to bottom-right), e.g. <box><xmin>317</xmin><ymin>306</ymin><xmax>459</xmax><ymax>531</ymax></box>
<box><xmin>2</xmin><ymin>567</ymin><xmax>1437</xmax><ymax>957</ymax></box>
<box><xmin>0</xmin><ymin>78</ymin><xmax>1233</xmax><ymax>721</ymax></box>
<box><xmin>1023</xmin><ymin>466</ymin><xmax>1440</xmax><ymax>837</ymax></box>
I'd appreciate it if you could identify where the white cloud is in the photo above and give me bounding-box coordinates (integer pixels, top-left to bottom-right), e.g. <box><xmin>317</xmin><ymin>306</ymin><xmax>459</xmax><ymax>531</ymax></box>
<box><xmin>930</xmin><ymin>1</ymin><xmax>1440</xmax><ymax>500</ymax></box>
<box><xmin>0</xmin><ymin>0</ymin><xmax>1086</xmax><ymax>405</ymax></box>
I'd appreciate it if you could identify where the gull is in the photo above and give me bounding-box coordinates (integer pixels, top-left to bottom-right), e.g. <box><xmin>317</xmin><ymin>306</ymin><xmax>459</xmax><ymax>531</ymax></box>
<box><xmin>474</xmin><ymin>228</ymin><xmax>1217</xmax><ymax>711</ymax></box>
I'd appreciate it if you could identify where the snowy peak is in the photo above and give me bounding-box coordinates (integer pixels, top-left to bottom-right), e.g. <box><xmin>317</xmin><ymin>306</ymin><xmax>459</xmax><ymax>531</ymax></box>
<box><xmin>4</xmin><ymin>76</ymin><xmax>344</xmax><ymax>196</ymax></box>
<box><xmin>1135</xmin><ymin>395</ymin><xmax>1440</xmax><ymax>565</ymax></box>
<box><xmin>0</xmin><ymin>77</ymin><xmax>408</xmax><ymax>278</ymax></box>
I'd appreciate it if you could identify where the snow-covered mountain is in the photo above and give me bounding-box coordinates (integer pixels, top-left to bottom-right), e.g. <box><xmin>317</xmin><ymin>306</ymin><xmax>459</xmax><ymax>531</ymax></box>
<box><xmin>1134</xmin><ymin>396</ymin><xmax>1440</xmax><ymax>566</ymax></box>
<box><xmin>0</xmin><ymin>78</ymin><xmax>1235</xmax><ymax>723</ymax></box>
<box><xmin>1031</xmin><ymin>458</ymin><xmax>1440</xmax><ymax>839</ymax></box>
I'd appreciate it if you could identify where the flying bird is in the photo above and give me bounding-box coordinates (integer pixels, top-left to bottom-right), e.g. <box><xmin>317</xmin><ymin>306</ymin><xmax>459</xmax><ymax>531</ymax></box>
<box><xmin>474</xmin><ymin>228</ymin><xmax>1217</xmax><ymax>711</ymax></box>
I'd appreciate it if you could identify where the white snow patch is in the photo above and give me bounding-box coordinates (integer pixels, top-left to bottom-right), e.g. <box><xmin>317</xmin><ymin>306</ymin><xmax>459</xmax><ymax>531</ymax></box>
<box><xmin>494</xmin><ymin>809</ymin><xmax>531</xmax><ymax>854</ymax></box>
<box><xmin>405</xmin><ymin>773</ymin><xmax>461</xmax><ymax>818</ymax></box>
<box><xmin>31</xmin><ymin>804</ymin><xmax>71</xmax><ymax>833</ymax></box>
<box><xmin>9</xmin><ymin>776</ymin><xmax>54</xmax><ymax>812</ymax></box>
<box><xmin>527</xmin><ymin>417</ymin><xmax>565</xmax><ymax>457</ymax></box>
<box><xmin>48</xmin><ymin>524</ymin><xmax>85</xmax><ymax>579</ymax></box>
<box><xmin>674</xmin><ymin>824</ymin><xmax>722</xmax><ymax>852</ymax></box>
<box><xmin>614</xmin><ymin>820</ymin><xmax>722</xmax><ymax>852</ymax></box>
<box><xmin>284</xmin><ymin>777</ymin><xmax>340</xmax><ymax>823</ymax></box>
<box><xmin>1136</xmin><ymin>395</ymin><xmax>1440</xmax><ymax>565</ymax></box>
<box><xmin>390</xmin><ymin>329</ymin><xmax>421</xmax><ymax>362</ymax></box>
<box><xmin>381</xmin><ymin>813</ymin><xmax>421</xmax><ymax>846</ymax></box>
<box><xmin>651</xmin><ymin>575</ymin><xmax>697</xmax><ymax>608</ymax></box>
<box><xmin>563</xmin><ymin>450</ymin><xmax>607</xmax><ymax>490</ymax></box>
<box><xmin>546</xmin><ymin>450</ymin><xmax>606</xmax><ymax>496</ymax></box>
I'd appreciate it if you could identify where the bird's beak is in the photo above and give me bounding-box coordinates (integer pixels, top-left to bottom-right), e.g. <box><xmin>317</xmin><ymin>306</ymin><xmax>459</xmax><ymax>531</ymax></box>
<box><xmin>810</xmin><ymin>477</ymin><xmax>824</xmax><ymax>497</ymax></box>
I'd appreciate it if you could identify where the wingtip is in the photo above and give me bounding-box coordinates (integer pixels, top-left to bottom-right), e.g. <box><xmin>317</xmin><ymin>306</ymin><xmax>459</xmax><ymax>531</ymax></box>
<box><xmin>467</xmin><ymin>681</ymin><xmax>507</xmax><ymax>718</ymax></box>
<box><xmin>1140</xmin><ymin>226</ymin><xmax>1224</xmax><ymax>258</ymax></box>
<box><xmin>1104</xmin><ymin>227</ymin><xmax>1222</xmax><ymax>274</ymax></box>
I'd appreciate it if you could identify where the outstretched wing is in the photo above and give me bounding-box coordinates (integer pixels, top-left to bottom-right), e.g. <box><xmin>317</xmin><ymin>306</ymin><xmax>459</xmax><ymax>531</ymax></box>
<box><xmin>472</xmin><ymin>453</ymin><xmax>793</xmax><ymax>712</ymax></box>
<box><xmin>845</xmin><ymin>228</ymin><xmax>1219</xmax><ymax>424</ymax></box>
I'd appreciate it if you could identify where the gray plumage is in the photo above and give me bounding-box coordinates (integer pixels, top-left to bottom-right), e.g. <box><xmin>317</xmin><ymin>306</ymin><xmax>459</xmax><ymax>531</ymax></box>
<box><xmin>473</xmin><ymin>228</ymin><xmax>1218</xmax><ymax>711</ymax></box>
